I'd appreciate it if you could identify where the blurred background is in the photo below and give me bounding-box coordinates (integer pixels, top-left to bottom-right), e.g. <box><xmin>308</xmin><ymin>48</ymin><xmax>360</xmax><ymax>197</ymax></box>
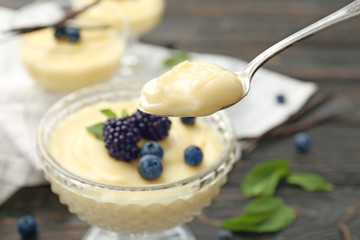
<box><xmin>1</xmin><ymin>0</ymin><xmax>360</xmax><ymax>239</ymax></box>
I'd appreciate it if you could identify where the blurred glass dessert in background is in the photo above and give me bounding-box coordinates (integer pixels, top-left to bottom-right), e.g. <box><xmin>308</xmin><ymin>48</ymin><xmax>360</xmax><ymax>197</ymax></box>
<box><xmin>14</xmin><ymin>1</ymin><xmax>128</xmax><ymax>93</ymax></box>
<box><xmin>37</xmin><ymin>80</ymin><xmax>239</xmax><ymax>239</ymax></box>
<box><xmin>74</xmin><ymin>0</ymin><xmax>165</xmax><ymax>37</ymax></box>
<box><xmin>73</xmin><ymin>0</ymin><xmax>166</xmax><ymax>75</ymax></box>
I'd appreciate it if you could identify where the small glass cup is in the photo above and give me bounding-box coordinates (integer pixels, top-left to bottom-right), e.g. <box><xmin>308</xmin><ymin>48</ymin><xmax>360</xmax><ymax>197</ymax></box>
<box><xmin>14</xmin><ymin>0</ymin><xmax>129</xmax><ymax>93</ymax></box>
<box><xmin>72</xmin><ymin>0</ymin><xmax>166</xmax><ymax>76</ymax></box>
<box><xmin>37</xmin><ymin>80</ymin><xmax>240</xmax><ymax>240</ymax></box>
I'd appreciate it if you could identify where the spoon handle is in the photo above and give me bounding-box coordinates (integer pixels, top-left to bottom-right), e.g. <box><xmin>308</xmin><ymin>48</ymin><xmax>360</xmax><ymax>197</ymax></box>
<box><xmin>243</xmin><ymin>0</ymin><xmax>360</xmax><ymax>79</ymax></box>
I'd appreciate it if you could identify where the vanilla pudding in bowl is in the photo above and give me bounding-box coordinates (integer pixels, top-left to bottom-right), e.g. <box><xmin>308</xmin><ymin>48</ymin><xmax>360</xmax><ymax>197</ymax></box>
<box><xmin>37</xmin><ymin>80</ymin><xmax>239</xmax><ymax>239</ymax></box>
<box><xmin>19</xmin><ymin>17</ymin><xmax>128</xmax><ymax>93</ymax></box>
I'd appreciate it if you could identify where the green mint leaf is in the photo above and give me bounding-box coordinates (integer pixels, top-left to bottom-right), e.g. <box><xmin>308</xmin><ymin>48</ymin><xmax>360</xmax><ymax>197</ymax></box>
<box><xmin>223</xmin><ymin>197</ymin><xmax>284</xmax><ymax>227</ymax></box>
<box><xmin>222</xmin><ymin>199</ymin><xmax>296</xmax><ymax>233</ymax></box>
<box><xmin>86</xmin><ymin>123</ymin><xmax>104</xmax><ymax>140</ymax></box>
<box><xmin>121</xmin><ymin>109</ymin><xmax>129</xmax><ymax>117</ymax></box>
<box><xmin>286</xmin><ymin>172</ymin><xmax>333</xmax><ymax>192</ymax></box>
<box><xmin>100</xmin><ymin>109</ymin><xmax>117</xmax><ymax>118</ymax></box>
<box><xmin>164</xmin><ymin>52</ymin><xmax>191</xmax><ymax>67</ymax></box>
<box><xmin>250</xmin><ymin>205</ymin><xmax>296</xmax><ymax>233</ymax></box>
<box><xmin>241</xmin><ymin>159</ymin><xmax>291</xmax><ymax>197</ymax></box>
<box><xmin>243</xmin><ymin>197</ymin><xmax>284</xmax><ymax>217</ymax></box>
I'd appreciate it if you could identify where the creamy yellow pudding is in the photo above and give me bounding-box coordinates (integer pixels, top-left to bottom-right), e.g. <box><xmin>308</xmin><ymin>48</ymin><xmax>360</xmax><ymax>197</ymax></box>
<box><xmin>138</xmin><ymin>61</ymin><xmax>247</xmax><ymax>117</ymax></box>
<box><xmin>74</xmin><ymin>0</ymin><xmax>165</xmax><ymax>37</ymax></box>
<box><xmin>49</xmin><ymin>100</ymin><xmax>224</xmax><ymax>185</ymax></box>
<box><xmin>20</xmin><ymin>26</ymin><xmax>125</xmax><ymax>93</ymax></box>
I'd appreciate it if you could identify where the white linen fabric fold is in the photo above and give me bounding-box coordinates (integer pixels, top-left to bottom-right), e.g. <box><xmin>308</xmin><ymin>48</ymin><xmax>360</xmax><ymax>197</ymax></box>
<box><xmin>0</xmin><ymin>6</ymin><xmax>317</xmax><ymax>205</ymax></box>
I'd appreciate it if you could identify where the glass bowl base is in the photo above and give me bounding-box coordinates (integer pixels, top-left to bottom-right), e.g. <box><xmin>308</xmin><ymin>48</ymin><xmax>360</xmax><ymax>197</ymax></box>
<box><xmin>83</xmin><ymin>225</ymin><xmax>196</xmax><ymax>240</ymax></box>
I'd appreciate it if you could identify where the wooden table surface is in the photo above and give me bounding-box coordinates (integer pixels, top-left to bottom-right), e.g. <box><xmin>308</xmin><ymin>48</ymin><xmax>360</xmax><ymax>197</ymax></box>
<box><xmin>1</xmin><ymin>0</ymin><xmax>360</xmax><ymax>239</ymax></box>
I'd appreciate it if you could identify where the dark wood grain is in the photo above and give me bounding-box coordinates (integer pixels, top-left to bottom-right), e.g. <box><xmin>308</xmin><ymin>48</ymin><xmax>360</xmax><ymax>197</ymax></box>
<box><xmin>1</xmin><ymin>0</ymin><xmax>360</xmax><ymax>239</ymax></box>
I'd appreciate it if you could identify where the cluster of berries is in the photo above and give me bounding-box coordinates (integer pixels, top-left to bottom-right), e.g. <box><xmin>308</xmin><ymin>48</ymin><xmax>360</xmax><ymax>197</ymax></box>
<box><xmin>54</xmin><ymin>24</ymin><xmax>80</xmax><ymax>42</ymax></box>
<box><xmin>102</xmin><ymin>111</ymin><xmax>171</xmax><ymax>162</ymax></box>
<box><xmin>102</xmin><ymin>113</ymin><xmax>204</xmax><ymax>180</ymax></box>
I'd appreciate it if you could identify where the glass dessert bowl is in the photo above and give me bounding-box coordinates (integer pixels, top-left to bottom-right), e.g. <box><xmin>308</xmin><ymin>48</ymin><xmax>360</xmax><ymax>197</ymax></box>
<box><xmin>37</xmin><ymin>80</ymin><xmax>240</xmax><ymax>240</ymax></box>
<box><xmin>15</xmin><ymin>1</ymin><xmax>129</xmax><ymax>93</ymax></box>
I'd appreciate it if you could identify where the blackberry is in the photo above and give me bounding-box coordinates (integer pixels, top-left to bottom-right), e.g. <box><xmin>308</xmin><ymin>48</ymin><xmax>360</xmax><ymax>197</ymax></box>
<box><xmin>131</xmin><ymin>111</ymin><xmax>171</xmax><ymax>141</ymax></box>
<box><xmin>102</xmin><ymin>117</ymin><xmax>141</xmax><ymax>162</ymax></box>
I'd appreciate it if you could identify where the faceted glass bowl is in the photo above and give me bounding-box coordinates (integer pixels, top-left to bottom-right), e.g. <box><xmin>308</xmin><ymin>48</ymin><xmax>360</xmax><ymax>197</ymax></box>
<box><xmin>36</xmin><ymin>80</ymin><xmax>240</xmax><ymax>239</ymax></box>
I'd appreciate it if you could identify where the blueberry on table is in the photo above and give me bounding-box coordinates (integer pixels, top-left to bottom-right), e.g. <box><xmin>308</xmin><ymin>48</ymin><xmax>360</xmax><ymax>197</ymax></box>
<box><xmin>184</xmin><ymin>145</ymin><xmax>203</xmax><ymax>166</ymax></box>
<box><xmin>138</xmin><ymin>155</ymin><xmax>163</xmax><ymax>180</ymax></box>
<box><xmin>180</xmin><ymin>117</ymin><xmax>196</xmax><ymax>125</ymax></box>
<box><xmin>65</xmin><ymin>27</ymin><xmax>80</xmax><ymax>42</ymax></box>
<box><xmin>294</xmin><ymin>132</ymin><xmax>312</xmax><ymax>152</ymax></box>
<box><xmin>17</xmin><ymin>215</ymin><xmax>38</xmax><ymax>239</ymax></box>
<box><xmin>214</xmin><ymin>229</ymin><xmax>233</xmax><ymax>240</ymax></box>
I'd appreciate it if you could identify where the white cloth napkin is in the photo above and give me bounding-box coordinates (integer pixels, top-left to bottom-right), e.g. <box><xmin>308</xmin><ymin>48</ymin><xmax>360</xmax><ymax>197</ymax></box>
<box><xmin>0</xmin><ymin>6</ymin><xmax>317</xmax><ymax>205</ymax></box>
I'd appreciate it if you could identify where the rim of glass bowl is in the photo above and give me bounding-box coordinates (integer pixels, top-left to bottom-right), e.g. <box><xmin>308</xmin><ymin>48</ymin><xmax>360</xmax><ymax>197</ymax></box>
<box><xmin>37</xmin><ymin>80</ymin><xmax>239</xmax><ymax>192</ymax></box>
<box><xmin>15</xmin><ymin>1</ymin><xmax>130</xmax><ymax>52</ymax></box>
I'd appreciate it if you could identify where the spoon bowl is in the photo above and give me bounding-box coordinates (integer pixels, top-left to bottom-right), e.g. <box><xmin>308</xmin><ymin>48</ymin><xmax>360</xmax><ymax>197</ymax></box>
<box><xmin>138</xmin><ymin>0</ymin><xmax>360</xmax><ymax>116</ymax></box>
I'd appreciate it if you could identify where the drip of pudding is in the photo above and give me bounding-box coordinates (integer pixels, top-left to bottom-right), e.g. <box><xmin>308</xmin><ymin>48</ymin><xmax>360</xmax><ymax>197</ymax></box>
<box><xmin>20</xmin><ymin>26</ymin><xmax>125</xmax><ymax>93</ymax></box>
<box><xmin>138</xmin><ymin>61</ymin><xmax>246</xmax><ymax>117</ymax></box>
<box><xmin>49</xmin><ymin>100</ymin><xmax>224</xmax><ymax>185</ymax></box>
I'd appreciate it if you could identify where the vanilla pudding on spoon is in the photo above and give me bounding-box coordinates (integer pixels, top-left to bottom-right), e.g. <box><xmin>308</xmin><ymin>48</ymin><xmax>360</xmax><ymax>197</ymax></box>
<box><xmin>138</xmin><ymin>61</ymin><xmax>247</xmax><ymax>117</ymax></box>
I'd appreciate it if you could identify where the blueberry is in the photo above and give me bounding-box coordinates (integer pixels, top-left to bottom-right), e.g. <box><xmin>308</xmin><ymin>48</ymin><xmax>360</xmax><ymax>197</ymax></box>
<box><xmin>184</xmin><ymin>145</ymin><xmax>203</xmax><ymax>166</ymax></box>
<box><xmin>181</xmin><ymin>117</ymin><xmax>195</xmax><ymax>125</ymax></box>
<box><xmin>276</xmin><ymin>94</ymin><xmax>286</xmax><ymax>103</ymax></box>
<box><xmin>65</xmin><ymin>27</ymin><xmax>80</xmax><ymax>42</ymax></box>
<box><xmin>164</xmin><ymin>41</ymin><xmax>177</xmax><ymax>49</ymax></box>
<box><xmin>294</xmin><ymin>132</ymin><xmax>311</xmax><ymax>152</ymax></box>
<box><xmin>54</xmin><ymin>25</ymin><xmax>66</xmax><ymax>39</ymax></box>
<box><xmin>138</xmin><ymin>155</ymin><xmax>163</xmax><ymax>180</ymax></box>
<box><xmin>16</xmin><ymin>215</ymin><xmax>38</xmax><ymax>239</ymax></box>
<box><xmin>214</xmin><ymin>229</ymin><xmax>233</xmax><ymax>240</ymax></box>
<box><xmin>140</xmin><ymin>141</ymin><xmax>164</xmax><ymax>158</ymax></box>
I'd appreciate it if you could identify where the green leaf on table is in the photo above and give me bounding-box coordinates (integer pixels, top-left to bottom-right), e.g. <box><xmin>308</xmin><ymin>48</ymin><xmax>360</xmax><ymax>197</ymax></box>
<box><xmin>86</xmin><ymin>122</ymin><xmax>104</xmax><ymax>141</ymax></box>
<box><xmin>222</xmin><ymin>197</ymin><xmax>296</xmax><ymax>233</ymax></box>
<box><xmin>224</xmin><ymin>197</ymin><xmax>284</xmax><ymax>226</ymax></box>
<box><xmin>243</xmin><ymin>197</ymin><xmax>284</xmax><ymax>217</ymax></box>
<box><xmin>241</xmin><ymin>159</ymin><xmax>291</xmax><ymax>197</ymax></box>
<box><xmin>164</xmin><ymin>52</ymin><xmax>191</xmax><ymax>67</ymax></box>
<box><xmin>286</xmin><ymin>172</ymin><xmax>333</xmax><ymax>192</ymax></box>
<box><xmin>100</xmin><ymin>109</ymin><xmax>117</xmax><ymax>118</ymax></box>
